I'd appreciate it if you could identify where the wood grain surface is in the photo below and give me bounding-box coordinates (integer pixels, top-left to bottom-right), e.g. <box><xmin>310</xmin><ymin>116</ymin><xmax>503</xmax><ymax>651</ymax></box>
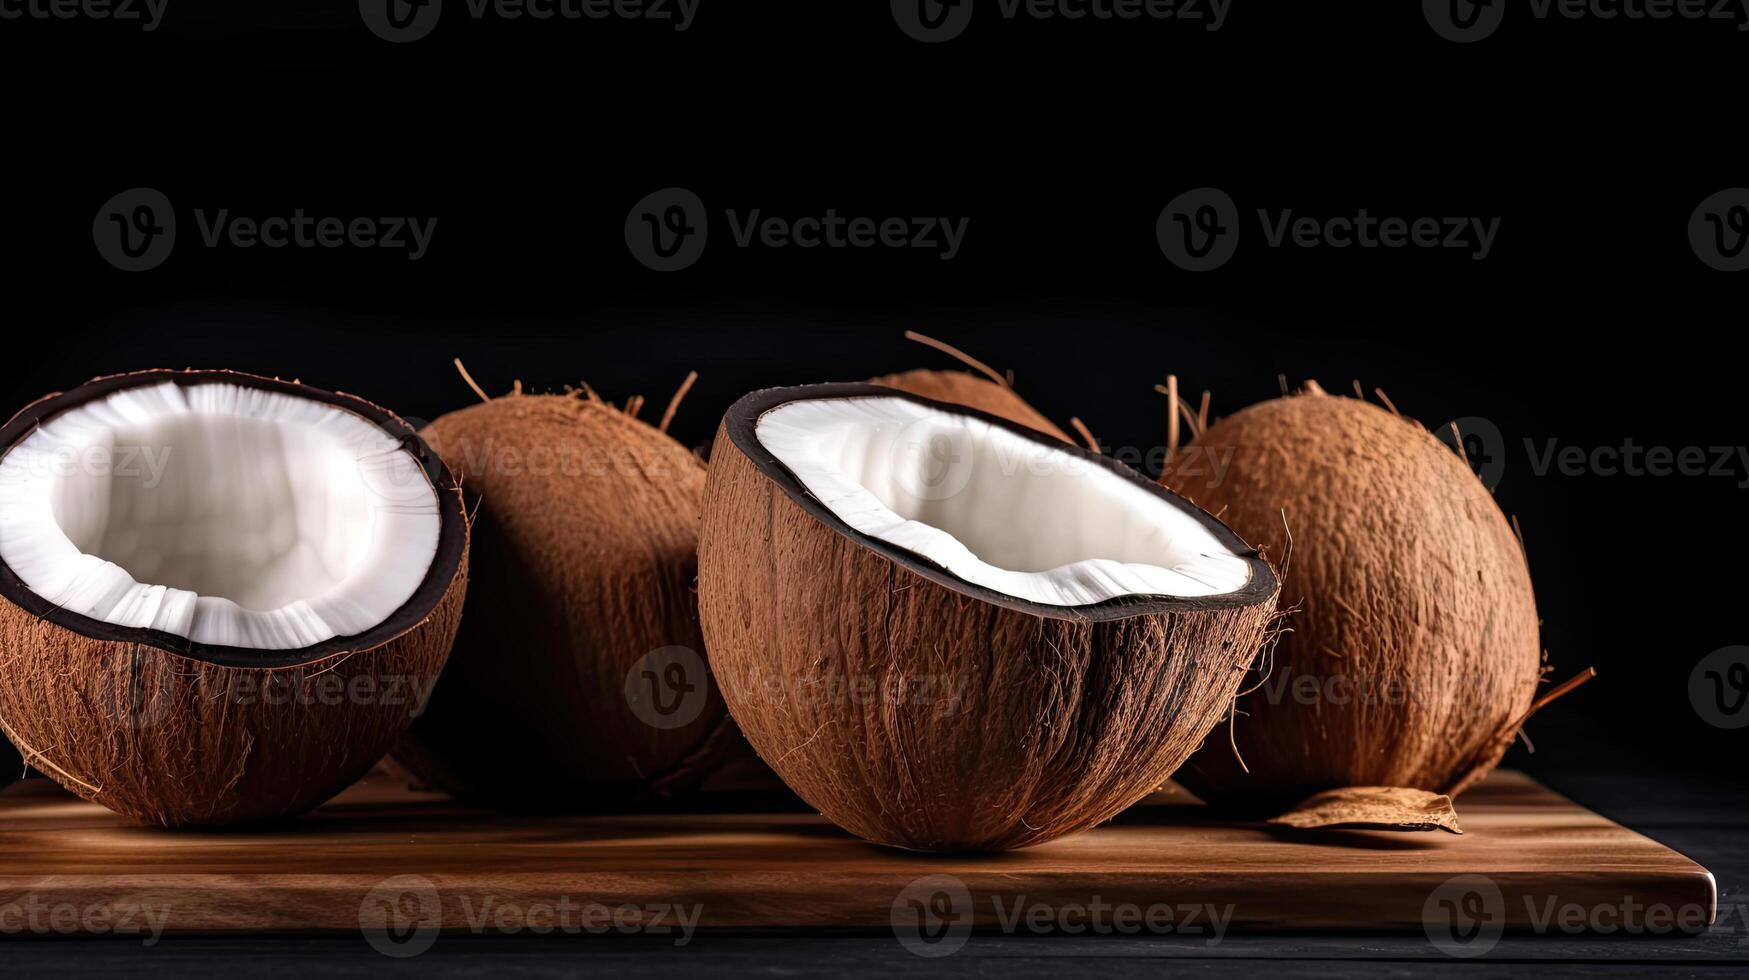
<box><xmin>0</xmin><ymin>770</ymin><xmax>1715</xmax><ymax>937</ymax></box>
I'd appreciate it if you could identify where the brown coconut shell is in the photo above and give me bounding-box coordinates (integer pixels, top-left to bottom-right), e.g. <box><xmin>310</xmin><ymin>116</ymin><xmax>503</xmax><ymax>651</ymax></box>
<box><xmin>0</xmin><ymin>370</ymin><xmax>469</xmax><ymax>826</ymax></box>
<box><xmin>870</xmin><ymin>368</ymin><xmax>1072</xmax><ymax>443</ymax></box>
<box><xmin>1165</xmin><ymin>390</ymin><xmax>1542</xmax><ymax>814</ymax></box>
<box><xmin>698</xmin><ymin>384</ymin><xmax>1280</xmax><ymax>851</ymax></box>
<box><xmin>393</xmin><ymin>391</ymin><xmax>736</xmax><ymax>803</ymax></box>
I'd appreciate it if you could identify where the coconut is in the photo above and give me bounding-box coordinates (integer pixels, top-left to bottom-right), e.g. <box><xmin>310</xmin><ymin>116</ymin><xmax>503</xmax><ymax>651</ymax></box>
<box><xmin>393</xmin><ymin>377</ymin><xmax>736</xmax><ymax>803</ymax></box>
<box><xmin>698</xmin><ymin>383</ymin><xmax>1280</xmax><ymax>851</ymax></box>
<box><xmin>0</xmin><ymin>370</ymin><xmax>469</xmax><ymax>826</ymax></box>
<box><xmin>1163</xmin><ymin>387</ymin><xmax>1545</xmax><ymax>827</ymax></box>
<box><xmin>870</xmin><ymin>331</ymin><xmax>1072</xmax><ymax>442</ymax></box>
<box><xmin>871</xmin><ymin>369</ymin><xmax>1071</xmax><ymax>443</ymax></box>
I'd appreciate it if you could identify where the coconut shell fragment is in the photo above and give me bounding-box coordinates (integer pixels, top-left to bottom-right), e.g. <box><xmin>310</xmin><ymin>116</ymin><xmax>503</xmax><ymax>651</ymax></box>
<box><xmin>698</xmin><ymin>383</ymin><xmax>1280</xmax><ymax>851</ymax></box>
<box><xmin>1268</xmin><ymin>786</ymin><xmax>1463</xmax><ymax>834</ymax></box>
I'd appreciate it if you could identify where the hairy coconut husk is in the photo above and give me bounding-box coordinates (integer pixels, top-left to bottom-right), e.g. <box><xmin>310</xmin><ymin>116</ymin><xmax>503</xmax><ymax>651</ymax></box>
<box><xmin>869</xmin><ymin>330</ymin><xmax>1072</xmax><ymax>442</ymax></box>
<box><xmin>394</xmin><ymin>387</ymin><xmax>737</xmax><ymax>803</ymax></box>
<box><xmin>871</xmin><ymin>368</ymin><xmax>1072</xmax><ymax>443</ymax></box>
<box><xmin>1165</xmin><ymin>388</ymin><xmax>1543</xmax><ymax>827</ymax></box>
<box><xmin>0</xmin><ymin>370</ymin><xmax>469</xmax><ymax>826</ymax></box>
<box><xmin>698</xmin><ymin>384</ymin><xmax>1280</xmax><ymax>852</ymax></box>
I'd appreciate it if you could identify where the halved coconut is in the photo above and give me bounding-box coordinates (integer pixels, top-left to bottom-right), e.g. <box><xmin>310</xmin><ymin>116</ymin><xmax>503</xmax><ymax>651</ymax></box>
<box><xmin>0</xmin><ymin>370</ymin><xmax>468</xmax><ymax>826</ymax></box>
<box><xmin>698</xmin><ymin>383</ymin><xmax>1279</xmax><ymax>851</ymax></box>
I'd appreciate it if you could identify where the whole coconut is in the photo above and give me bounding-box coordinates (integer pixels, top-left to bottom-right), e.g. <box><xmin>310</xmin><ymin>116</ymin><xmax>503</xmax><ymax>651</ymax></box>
<box><xmin>871</xmin><ymin>369</ymin><xmax>1071</xmax><ymax>443</ymax></box>
<box><xmin>870</xmin><ymin>331</ymin><xmax>1072</xmax><ymax>442</ymax></box>
<box><xmin>1165</xmin><ymin>388</ymin><xmax>1542</xmax><ymax>813</ymax></box>
<box><xmin>394</xmin><ymin>388</ymin><xmax>734</xmax><ymax>803</ymax></box>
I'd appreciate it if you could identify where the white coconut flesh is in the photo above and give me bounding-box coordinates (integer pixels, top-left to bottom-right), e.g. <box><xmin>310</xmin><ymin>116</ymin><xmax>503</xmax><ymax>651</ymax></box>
<box><xmin>0</xmin><ymin>382</ymin><xmax>442</xmax><ymax>650</ymax></box>
<box><xmin>756</xmin><ymin>396</ymin><xmax>1252</xmax><ymax>606</ymax></box>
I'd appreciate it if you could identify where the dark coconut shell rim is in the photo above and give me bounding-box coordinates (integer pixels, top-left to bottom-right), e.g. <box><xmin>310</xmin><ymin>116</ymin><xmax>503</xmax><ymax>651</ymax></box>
<box><xmin>0</xmin><ymin>369</ymin><xmax>469</xmax><ymax>669</ymax></box>
<box><xmin>723</xmin><ymin>382</ymin><xmax>1279</xmax><ymax>623</ymax></box>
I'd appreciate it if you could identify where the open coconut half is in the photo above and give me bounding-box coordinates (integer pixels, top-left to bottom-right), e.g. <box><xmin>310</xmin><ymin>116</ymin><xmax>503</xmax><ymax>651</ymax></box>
<box><xmin>0</xmin><ymin>370</ymin><xmax>468</xmax><ymax>826</ymax></box>
<box><xmin>698</xmin><ymin>384</ymin><xmax>1279</xmax><ymax>851</ymax></box>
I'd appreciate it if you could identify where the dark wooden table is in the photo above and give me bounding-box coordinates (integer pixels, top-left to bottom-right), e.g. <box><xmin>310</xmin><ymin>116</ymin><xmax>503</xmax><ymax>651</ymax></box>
<box><xmin>2</xmin><ymin>766</ymin><xmax>1743</xmax><ymax>978</ymax></box>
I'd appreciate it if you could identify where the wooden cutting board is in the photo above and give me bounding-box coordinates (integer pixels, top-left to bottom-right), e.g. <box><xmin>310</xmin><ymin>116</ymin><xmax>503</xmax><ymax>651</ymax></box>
<box><xmin>0</xmin><ymin>770</ymin><xmax>1715</xmax><ymax>938</ymax></box>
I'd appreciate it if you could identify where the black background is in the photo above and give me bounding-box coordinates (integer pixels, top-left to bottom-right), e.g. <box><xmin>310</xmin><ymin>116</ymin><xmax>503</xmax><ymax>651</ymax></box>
<box><xmin>2</xmin><ymin>0</ymin><xmax>1744</xmax><ymax>787</ymax></box>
